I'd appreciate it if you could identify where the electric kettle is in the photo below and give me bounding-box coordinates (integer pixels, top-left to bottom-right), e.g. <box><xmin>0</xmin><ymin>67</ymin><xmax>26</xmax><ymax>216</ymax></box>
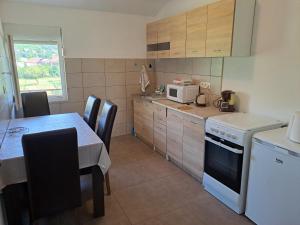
<box><xmin>287</xmin><ymin>111</ymin><xmax>300</xmax><ymax>143</ymax></box>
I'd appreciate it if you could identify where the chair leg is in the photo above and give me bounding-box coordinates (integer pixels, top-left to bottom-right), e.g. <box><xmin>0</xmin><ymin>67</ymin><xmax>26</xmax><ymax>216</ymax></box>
<box><xmin>105</xmin><ymin>172</ymin><xmax>111</xmax><ymax>196</ymax></box>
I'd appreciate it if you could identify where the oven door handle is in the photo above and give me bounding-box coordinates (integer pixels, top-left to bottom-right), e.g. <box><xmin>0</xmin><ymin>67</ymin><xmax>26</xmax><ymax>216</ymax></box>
<box><xmin>205</xmin><ymin>137</ymin><xmax>243</xmax><ymax>154</ymax></box>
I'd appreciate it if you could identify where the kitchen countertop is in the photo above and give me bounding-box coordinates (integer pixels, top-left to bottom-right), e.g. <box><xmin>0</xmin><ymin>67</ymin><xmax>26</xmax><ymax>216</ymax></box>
<box><xmin>152</xmin><ymin>99</ymin><xmax>226</xmax><ymax>120</ymax></box>
<box><xmin>133</xmin><ymin>94</ymin><xmax>167</xmax><ymax>102</ymax></box>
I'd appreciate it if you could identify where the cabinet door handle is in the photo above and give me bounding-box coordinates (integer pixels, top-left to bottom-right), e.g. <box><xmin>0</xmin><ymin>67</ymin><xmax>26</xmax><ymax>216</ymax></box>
<box><xmin>275</xmin><ymin>158</ymin><xmax>283</xmax><ymax>164</ymax></box>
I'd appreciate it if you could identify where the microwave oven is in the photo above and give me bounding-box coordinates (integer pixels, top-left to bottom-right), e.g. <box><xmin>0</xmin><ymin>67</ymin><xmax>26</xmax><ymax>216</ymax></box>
<box><xmin>167</xmin><ymin>84</ymin><xmax>199</xmax><ymax>103</ymax></box>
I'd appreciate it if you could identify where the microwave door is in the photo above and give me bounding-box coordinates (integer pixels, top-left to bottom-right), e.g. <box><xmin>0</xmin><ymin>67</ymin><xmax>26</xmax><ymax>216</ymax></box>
<box><xmin>169</xmin><ymin>88</ymin><xmax>177</xmax><ymax>97</ymax></box>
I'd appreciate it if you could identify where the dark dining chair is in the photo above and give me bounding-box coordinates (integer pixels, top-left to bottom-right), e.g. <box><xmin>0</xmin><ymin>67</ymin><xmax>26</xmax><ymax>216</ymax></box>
<box><xmin>21</xmin><ymin>92</ymin><xmax>50</xmax><ymax>118</ymax></box>
<box><xmin>83</xmin><ymin>95</ymin><xmax>101</xmax><ymax>131</ymax></box>
<box><xmin>96</xmin><ymin>100</ymin><xmax>117</xmax><ymax>195</ymax></box>
<box><xmin>22</xmin><ymin>128</ymin><xmax>82</xmax><ymax>223</ymax></box>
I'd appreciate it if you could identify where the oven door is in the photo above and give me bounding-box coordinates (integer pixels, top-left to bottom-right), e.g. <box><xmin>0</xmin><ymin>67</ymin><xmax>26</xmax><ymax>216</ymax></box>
<box><xmin>204</xmin><ymin>134</ymin><xmax>244</xmax><ymax>193</ymax></box>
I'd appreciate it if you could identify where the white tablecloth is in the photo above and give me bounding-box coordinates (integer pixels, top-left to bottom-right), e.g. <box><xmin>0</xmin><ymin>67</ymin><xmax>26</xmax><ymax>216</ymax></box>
<box><xmin>0</xmin><ymin>113</ymin><xmax>111</xmax><ymax>190</ymax></box>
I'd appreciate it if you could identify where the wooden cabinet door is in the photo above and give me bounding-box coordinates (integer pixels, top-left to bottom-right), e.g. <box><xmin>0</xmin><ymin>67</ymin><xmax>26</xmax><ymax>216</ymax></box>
<box><xmin>134</xmin><ymin>99</ymin><xmax>144</xmax><ymax>135</ymax></box>
<box><xmin>146</xmin><ymin>22</ymin><xmax>158</xmax><ymax>59</ymax></box>
<box><xmin>169</xmin><ymin>13</ymin><xmax>187</xmax><ymax>58</ymax></box>
<box><xmin>141</xmin><ymin>101</ymin><xmax>154</xmax><ymax>145</ymax></box>
<box><xmin>133</xmin><ymin>99</ymin><xmax>154</xmax><ymax>145</ymax></box>
<box><xmin>153</xmin><ymin>104</ymin><xmax>167</xmax><ymax>126</ymax></box>
<box><xmin>206</xmin><ymin>0</ymin><xmax>235</xmax><ymax>57</ymax></box>
<box><xmin>167</xmin><ymin>110</ymin><xmax>183</xmax><ymax>166</ymax></box>
<box><xmin>157</xmin><ymin>18</ymin><xmax>170</xmax><ymax>58</ymax></box>
<box><xmin>154</xmin><ymin>122</ymin><xmax>167</xmax><ymax>154</ymax></box>
<box><xmin>153</xmin><ymin>104</ymin><xmax>167</xmax><ymax>153</ymax></box>
<box><xmin>186</xmin><ymin>6</ymin><xmax>207</xmax><ymax>57</ymax></box>
<box><xmin>182</xmin><ymin>116</ymin><xmax>205</xmax><ymax>179</ymax></box>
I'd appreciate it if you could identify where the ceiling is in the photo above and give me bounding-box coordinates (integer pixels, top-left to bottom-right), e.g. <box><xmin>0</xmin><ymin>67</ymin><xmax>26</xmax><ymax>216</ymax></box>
<box><xmin>1</xmin><ymin>0</ymin><xmax>172</xmax><ymax>16</ymax></box>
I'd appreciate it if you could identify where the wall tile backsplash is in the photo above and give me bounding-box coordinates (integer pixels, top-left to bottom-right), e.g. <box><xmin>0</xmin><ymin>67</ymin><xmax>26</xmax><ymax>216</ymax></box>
<box><xmin>53</xmin><ymin>58</ymin><xmax>155</xmax><ymax>137</ymax></box>
<box><xmin>52</xmin><ymin>57</ymin><xmax>222</xmax><ymax>137</ymax></box>
<box><xmin>155</xmin><ymin>58</ymin><xmax>224</xmax><ymax>105</ymax></box>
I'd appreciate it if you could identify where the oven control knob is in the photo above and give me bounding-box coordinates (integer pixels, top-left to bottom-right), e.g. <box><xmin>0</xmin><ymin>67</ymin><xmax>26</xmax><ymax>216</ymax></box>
<box><xmin>226</xmin><ymin>134</ymin><xmax>232</xmax><ymax>138</ymax></box>
<box><xmin>232</xmin><ymin>135</ymin><xmax>237</xmax><ymax>140</ymax></box>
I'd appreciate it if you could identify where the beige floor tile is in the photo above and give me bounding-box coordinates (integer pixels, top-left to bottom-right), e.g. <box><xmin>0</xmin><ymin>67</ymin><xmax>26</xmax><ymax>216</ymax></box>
<box><xmin>39</xmin><ymin>135</ymin><xmax>254</xmax><ymax>225</ymax></box>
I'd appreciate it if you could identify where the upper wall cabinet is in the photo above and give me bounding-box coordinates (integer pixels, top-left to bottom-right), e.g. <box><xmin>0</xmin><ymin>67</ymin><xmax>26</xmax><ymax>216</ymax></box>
<box><xmin>157</xmin><ymin>18</ymin><xmax>170</xmax><ymax>58</ymax></box>
<box><xmin>206</xmin><ymin>0</ymin><xmax>255</xmax><ymax>57</ymax></box>
<box><xmin>146</xmin><ymin>0</ymin><xmax>256</xmax><ymax>58</ymax></box>
<box><xmin>206</xmin><ymin>0</ymin><xmax>235</xmax><ymax>57</ymax></box>
<box><xmin>146</xmin><ymin>22</ymin><xmax>158</xmax><ymax>59</ymax></box>
<box><xmin>169</xmin><ymin>13</ymin><xmax>187</xmax><ymax>58</ymax></box>
<box><xmin>186</xmin><ymin>6</ymin><xmax>207</xmax><ymax>57</ymax></box>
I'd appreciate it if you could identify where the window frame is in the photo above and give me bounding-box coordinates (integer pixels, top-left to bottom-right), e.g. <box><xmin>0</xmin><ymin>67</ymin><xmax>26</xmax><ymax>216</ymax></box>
<box><xmin>12</xmin><ymin>39</ymin><xmax>68</xmax><ymax>103</ymax></box>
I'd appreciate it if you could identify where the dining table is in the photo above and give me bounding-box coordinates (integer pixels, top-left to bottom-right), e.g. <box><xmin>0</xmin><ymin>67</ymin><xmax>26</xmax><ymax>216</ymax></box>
<box><xmin>0</xmin><ymin>113</ymin><xmax>111</xmax><ymax>225</ymax></box>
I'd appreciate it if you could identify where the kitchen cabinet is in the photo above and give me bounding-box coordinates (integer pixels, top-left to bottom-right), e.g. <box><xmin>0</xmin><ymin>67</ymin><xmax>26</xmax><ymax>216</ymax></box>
<box><xmin>182</xmin><ymin>115</ymin><xmax>205</xmax><ymax>180</ymax></box>
<box><xmin>206</xmin><ymin>0</ymin><xmax>255</xmax><ymax>57</ymax></box>
<box><xmin>146</xmin><ymin>22</ymin><xmax>158</xmax><ymax>59</ymax></box>
<box><xmin>133</xmin><ymin>98</ymin><xmax>154</xmax><ymax>145</ymax></box>
<box><xmin>146</xmin><ymin>0</ymin><xmax>255</xmax><ymax>58</ymax></box>
<box><xmin>153</xmin><ymin>104</ymin><xmax>167</xmax><ymax>154</ymax></box>
<box><xmin>166</xmin><ymin>109</ymin><xmax>183</xmax><ymax>166</ymax></box>
<box><xmin>186</xmin><ymin>6</ymin><xmax>207</xmax><ymax>57</ymax></box>
<box><xmin>133</xmin><ymin>99</ymin><xmax>208</xmax><ymax>180</ymax></box>
<box><xmin>157</xmin><ymin>18</ymin><xmax>170</xmax><ymax>58</ymax></box>
<box><xmin>206</xmin><ymin>0</ymin><xmax>235</xmax><ymax>57</ymax></box>
<box><xmin>169</xmin><ymin>13</ymin><xmax>187</xmax><ymax>58</ymax></box>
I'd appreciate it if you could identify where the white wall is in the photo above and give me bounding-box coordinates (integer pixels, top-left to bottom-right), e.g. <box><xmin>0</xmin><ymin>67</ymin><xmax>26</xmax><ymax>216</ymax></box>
<box><xmin>223</xmin><ymin>0</ymin><xmax>300</xmax><ymax>121</ymax></box>
<box><xmin>155</xmin><ymin>0</ymin><xmax>300</xmax><ymax>121</ymax></box>
<box><xmin>154</xmin><ymin>0</ymin><xmax>218</xmax><ymax>19</ymax></box>
<box><xmin>0</xmin><ymin>2</ymin><xmax>151</xmax><ymax>58</ymax></box>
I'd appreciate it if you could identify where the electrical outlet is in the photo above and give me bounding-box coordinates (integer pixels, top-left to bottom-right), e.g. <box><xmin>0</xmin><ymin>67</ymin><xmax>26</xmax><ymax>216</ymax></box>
<box><xmin>200</xmin><ymin>82</ymin><xmax>211</xmax><ymax>89</ymax></box>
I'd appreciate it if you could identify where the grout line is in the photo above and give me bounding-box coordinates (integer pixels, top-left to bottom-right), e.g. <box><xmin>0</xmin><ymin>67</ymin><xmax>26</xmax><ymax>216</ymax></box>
<box><xmin>113</xmin><ymin>193</ymin><xmax>134</xmax><ymax>225</ymax></box>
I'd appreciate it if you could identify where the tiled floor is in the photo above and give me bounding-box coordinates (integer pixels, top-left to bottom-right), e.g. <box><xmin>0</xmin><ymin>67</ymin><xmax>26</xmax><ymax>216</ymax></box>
<box><xmin>42</xmin><ymin>135</ymin><xmax>254</xmax><ymax>225</ymax></box>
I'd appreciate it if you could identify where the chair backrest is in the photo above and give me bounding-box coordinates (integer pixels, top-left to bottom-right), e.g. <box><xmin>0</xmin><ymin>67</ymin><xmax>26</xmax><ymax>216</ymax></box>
<box><xmin>83</xmin><ymin>96</ymin><xmax>101</xmax><ymax>131</ymax></box>
<box><xmin>22</xmin><ymin>128</ymin><xmax>82</xmax><ymax>221</ymax></box>
<box><xmin>21</xmin><ymin>92</ymin><xmax>50</xmax><ymax>118</ymax></box>
<box><xmin>96</xmin><ymin>100</ymin><xmax>117</xmax><ymax>153</ymax></box>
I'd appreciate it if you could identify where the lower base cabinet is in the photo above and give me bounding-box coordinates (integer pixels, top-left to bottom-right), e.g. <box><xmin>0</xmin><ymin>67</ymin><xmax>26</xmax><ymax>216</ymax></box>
<box><xmin>153</xmin><ymin>104</ymin><xmax>167</xmax><ymax>154</ymax></box>
<box><xmin>167</xmin><ymin>110</ymin><xmax>183</xmax><ymax>166</ymax></box>
<box><xmin>182</xmin><ymin>115</ymin><xmax>205</xmax><ymax>180</ymax></box>
<box><xmin>133</xmin><ymin>98</ymin><xmax>154</xmax><ymax>145</ymax></box>
<box><xmin>134</xmin><ymin>99</ymin><xmax>206</xmax><ymax>180</ymax></box>
<box><xmin>154</xmin><ymin>122</ymin><xmax>167</xmax><ymax>154</ymax></box>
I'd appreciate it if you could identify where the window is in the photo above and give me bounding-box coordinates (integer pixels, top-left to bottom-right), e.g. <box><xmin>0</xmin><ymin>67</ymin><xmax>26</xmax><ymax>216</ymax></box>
<box><xmin>13</xmin><ymin>40</ymin><xmax>67</xmax><ymax>101</ymax></box>
<box><xmin>4</xmin><ymin>23</ymin><xmax>67</xmax><ymax>104</ymax></box>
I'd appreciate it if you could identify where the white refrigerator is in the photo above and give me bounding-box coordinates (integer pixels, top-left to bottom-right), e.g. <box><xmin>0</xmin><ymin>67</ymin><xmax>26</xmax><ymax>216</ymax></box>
<box><xmin>246</xmin><ymin>128</ymin><xmax>300</xmax><ymax>225</ymax></box>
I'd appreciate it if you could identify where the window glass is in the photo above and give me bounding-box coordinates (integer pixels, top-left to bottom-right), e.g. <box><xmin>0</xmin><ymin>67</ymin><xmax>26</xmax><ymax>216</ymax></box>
<box><xmin>14</xmin><ymin>42</ymin><xmax>66</xmax><ymax>100</ymax></box>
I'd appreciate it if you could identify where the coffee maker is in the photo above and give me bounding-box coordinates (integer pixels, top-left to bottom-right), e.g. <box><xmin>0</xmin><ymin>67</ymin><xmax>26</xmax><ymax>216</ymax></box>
<box><xmin>215</xmin><ymin>90</ymin><xmax>235</xmax><ymax>112</ymax></box>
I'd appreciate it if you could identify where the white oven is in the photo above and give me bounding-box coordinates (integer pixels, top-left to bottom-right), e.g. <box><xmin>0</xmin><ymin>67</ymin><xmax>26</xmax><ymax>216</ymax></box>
<box><xmin>203</xmin><ymin>113</ymin><xmax>284</xmax><ymax>214</ymax></box>
<box><xmin>166</xmin><ymin>84</ymin><xmax>199</xmax><ymax>103</ymax></box>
